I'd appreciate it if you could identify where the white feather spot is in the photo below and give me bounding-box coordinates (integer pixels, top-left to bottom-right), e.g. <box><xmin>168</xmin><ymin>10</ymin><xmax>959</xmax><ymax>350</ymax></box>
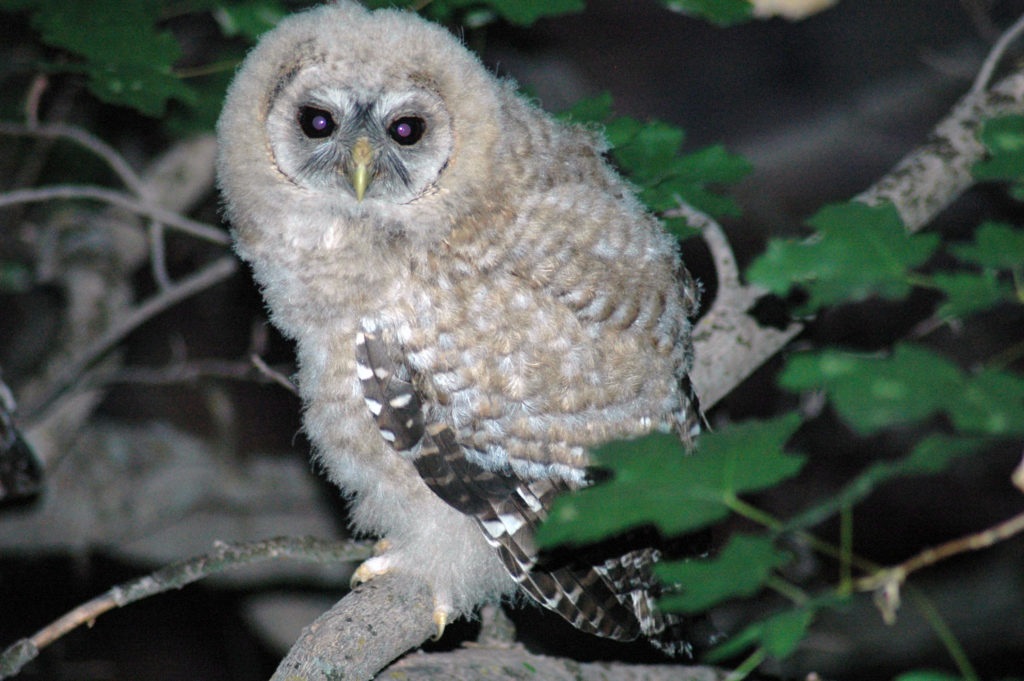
<box><xmin>496</xmin><ymin>511</ymin><xmax>526</xmax><ymax>536</ymax></box>
<box><xmin>389</xmin><ymin>393</ymin><xmax>413</xmax><ymax>409</ymax></box>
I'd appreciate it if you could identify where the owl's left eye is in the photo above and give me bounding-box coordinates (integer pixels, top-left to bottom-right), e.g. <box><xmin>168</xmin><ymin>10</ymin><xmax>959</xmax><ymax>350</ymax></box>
<box><xmin>298</xmin><ymin>106</ymin><xmax>336</xmax><ymax>138</ymax></box>
<box><xmin>388</xmin><ymin>117</ymin><xmax>426</xmax><ymax>146</ymax></box>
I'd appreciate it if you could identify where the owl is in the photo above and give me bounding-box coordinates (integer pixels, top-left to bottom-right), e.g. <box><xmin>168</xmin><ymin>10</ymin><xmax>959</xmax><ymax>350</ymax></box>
<box><xmin>216</xmin><ymin>1</ymin><xmax>701</xmax><ymax>656</ymax></box>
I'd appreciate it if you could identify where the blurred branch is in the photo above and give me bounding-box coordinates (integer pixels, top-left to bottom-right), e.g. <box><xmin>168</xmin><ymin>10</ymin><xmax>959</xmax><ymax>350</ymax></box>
<box><xmin>0</xmin><ymin>122</ymin><xmax>147</xmax><ymax>196</ymax></box>
<box><xmin>0</xmin><ymin>537</ymin><xmax>371</xmax><ymax>680</ymax></box>
<box><xmin>0</xmin><ymin>185</ymin><xmax>227</xmax><ymax>245</ymax></box>
<box><xmin>22</xmin><ymin>255</ymin><xmax>237</xmax><ymax>420</ymax></box>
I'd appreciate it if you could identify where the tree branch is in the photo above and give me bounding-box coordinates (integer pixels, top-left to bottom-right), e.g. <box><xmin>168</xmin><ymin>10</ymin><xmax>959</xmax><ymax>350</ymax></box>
<box><xmin>0</xmin><ymin>538</ymin><xmax>370</xmax><ymax>680</ymax></box>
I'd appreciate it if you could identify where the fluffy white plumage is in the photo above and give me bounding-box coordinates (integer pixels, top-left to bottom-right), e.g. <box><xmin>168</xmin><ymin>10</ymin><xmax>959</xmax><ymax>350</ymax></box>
<box><xmin>216</xmin><ymin>0</ymin><xmax>701</xmax><ymax>654</ymax></box>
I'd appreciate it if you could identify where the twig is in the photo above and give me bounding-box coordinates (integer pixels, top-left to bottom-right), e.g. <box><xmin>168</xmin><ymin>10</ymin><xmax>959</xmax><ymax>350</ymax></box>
<box><xmin>23</xmin><ymin>256</ymin><xmax>239</xmax><ymax>421</ymax></box>
<box><xmin>0</xmin><ymin>185</ymin><xmax>229</xmax><ymax>245</ymax></box>
<box><xmin>0</xmin><ymin>537</ymin><xmax>371</xmax><ymax>680</ymax></box>
<box><xmin>0</xmin><ymin>122</ymin><xmax>148</xmax><ymax>198</ymax></box>
<box><xmin>855</xmin><ymin>509</ymin><xmax>1024</xmax><ymax>624</ymax></box>
<box><xmin>107</xmin><ymin>357</ymin><xmax>295</xmax><ymax>389</ymax></box>
<box><xmin>23</xmin><ymin>76</ymin><xmax>47</xmax><ymax>127</ymax></box>
<box><xmin>970</xmin><ymin>12</ymin><xmax>1024</xmax><ymax>96</ymax></box>
<box><xmin>148</xmin><ymin>221</ymin><xmax>174</xmax><ymax>290</ymax></box>
<box><xmin>251</xmin><ymin>353</ymin><xmax>299</xmax><ymax>394</ymax></box>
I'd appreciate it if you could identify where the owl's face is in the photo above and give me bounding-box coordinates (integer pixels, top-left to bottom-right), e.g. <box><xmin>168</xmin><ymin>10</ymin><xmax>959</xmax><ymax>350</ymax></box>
<box><xmin>218</xmin><ymin>1</ymin><xmax>507</xmax><ymax>258</ymax></box>
<box><xmin>268</xmin><ymin>73</ymin><xmax>455</xmax><ymax>205</ymax></box>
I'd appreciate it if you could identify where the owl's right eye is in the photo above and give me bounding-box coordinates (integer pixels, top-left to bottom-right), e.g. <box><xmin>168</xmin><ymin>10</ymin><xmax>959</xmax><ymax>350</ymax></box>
<box><xmin>298</xmin><ymin>106</ymin><xmax>336</xmax><ymax>138</ymax></box>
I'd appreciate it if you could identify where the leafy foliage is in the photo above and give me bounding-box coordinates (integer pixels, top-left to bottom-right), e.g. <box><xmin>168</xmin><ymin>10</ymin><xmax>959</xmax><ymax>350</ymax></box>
<box><xmin>783</xmin><ymin>434</ymin><xmax>987</xmax><ymax>532</ymax></box>
<box><xmin>747</xmin><ymin>201</ymin><xmax>940</xmax><ymax>311</ymax></box>
<box><xmin>780</xmin><ymin>344</ymin><xmax>1024</xmax><ymax>436</ymax></box>
<box><xmin>1</xmin><ymin>0</ymin><xmax>199</xmax><ymax>115</ymax></box>
<box><xmin>705</xmin><ymin>602</ymin><xmax>822</xmax><ymax>662</ymax></box>
<box><xmin>386</xmin><ymin>0</ymin><xmax>585</xmax><ymax>26</ymax></box>
<box><xmin>974</xmin><ymin>114</ymin><xmax>1024</xmax><ymax>199</ymax></box>
<box><xmin>560</xmin><ymin>92</ymin><xmax>751</xmax><ymax>234</ymax></box>
<box><xmin>657</xmin><ymin>534</ymin><xmax>792</xmax><ymax>612</ymax></box>
<box><xmin>660</xmin><ymin>0</ymin><xmax>753</xmax><ymax>26</ymax></box>
<box><xmin>538</xmin><ymin>415</ymin><xmax>804</xmax><ymax>547</ymax></box>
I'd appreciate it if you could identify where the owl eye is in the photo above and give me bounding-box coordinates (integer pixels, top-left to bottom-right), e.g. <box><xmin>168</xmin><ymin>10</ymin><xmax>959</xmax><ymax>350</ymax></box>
<box><xmin>388</xmin><ymin>116</ymin><xmax>426</xmax><ymax>146</ymax></box>
<box><xmin>298</xmin><ymin>106</ymin><xmax>336</xmax><ymax>138</ymax></box>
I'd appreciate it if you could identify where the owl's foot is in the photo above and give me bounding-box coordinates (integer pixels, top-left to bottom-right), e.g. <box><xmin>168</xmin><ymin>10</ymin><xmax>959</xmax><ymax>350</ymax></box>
<box><xmin>350</xmin><ymin>539</ymin><xmax>395</xmax><ymax>588</ymax></box>
<box><xmin>350</xmin><ymin>553</ymin><xmax>392</xmax><ymax>588</ymax></box>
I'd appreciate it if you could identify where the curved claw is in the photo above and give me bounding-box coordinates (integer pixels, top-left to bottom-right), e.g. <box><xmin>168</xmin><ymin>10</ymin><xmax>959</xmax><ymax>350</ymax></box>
<box><xmin>350</xmin><ymin>555</ymin><xmax>391</xmax><ymax>589</ymax></box>
<box><xmin>432</xmin><ymin>606</ymin><xmax>450</xmax><ymax>641</ymax></box>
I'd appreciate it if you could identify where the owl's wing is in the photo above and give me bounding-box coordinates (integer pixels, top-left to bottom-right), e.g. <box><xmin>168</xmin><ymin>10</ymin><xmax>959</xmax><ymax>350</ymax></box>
<box><xmin>355</xmin><ymin>326</ymin><xmax>691</xmax><ymax>655</ymax></box>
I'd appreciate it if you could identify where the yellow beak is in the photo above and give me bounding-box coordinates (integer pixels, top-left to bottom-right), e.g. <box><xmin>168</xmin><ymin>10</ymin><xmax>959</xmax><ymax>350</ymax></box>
<box><xmin>349</xmin><ymin>137</ymin><xmax>374</xmax><ymax>202</ymax></box>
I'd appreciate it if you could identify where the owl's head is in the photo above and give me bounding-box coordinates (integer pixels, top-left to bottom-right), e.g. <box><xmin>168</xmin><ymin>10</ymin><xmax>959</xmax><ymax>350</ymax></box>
<box><xmin>217</xmin><ymin>1</ymin><xmax>506</xmax><ymax>249</ymax></box>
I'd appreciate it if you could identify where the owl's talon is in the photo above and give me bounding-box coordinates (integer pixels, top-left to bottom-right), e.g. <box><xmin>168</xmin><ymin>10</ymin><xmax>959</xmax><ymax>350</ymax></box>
<box><xmin>350</xmin><ymin>555</ymin><xmax>392</xmax><ymax>588</ymax></box>
<box><xmin>432</xmin><ymin>606</ymin><xmax>449</xmax><ymax>641</ymax></box>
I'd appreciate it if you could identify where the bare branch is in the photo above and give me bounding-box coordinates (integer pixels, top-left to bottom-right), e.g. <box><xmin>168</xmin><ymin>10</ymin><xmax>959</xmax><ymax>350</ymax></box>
<box><xmin>0</xmin><ymin>185</ymin><xmax>229</xmax><ymax>245</ymax></box>
<box><xmin>857</xmin><ymin>68</ymin><xmax>1024</xmax><ymax>230</ymax></box>
<box><xmin>676</xmin><ymin>204</ymin><xmax>802</xmax><ymax>411</ymax></box>
<box><xmin>0</xmin><ymin>537</ymin><xmax>370</xmax><ymax>680</ymax></box>
<box><xmin>381</xmin><ymin>645</ymin><xmax>732</xmax><ymax>681</ymax></box>
<box><xmin>0</xmin><ymin>121</ymin><xmax>147</xmax><ymax>197</ymax></box>
<box><xmin>23</xmin><ymin>256</ymin><xmax>238</xmax><ymax>420</ymax></box>
<box><xmin>970</xmin><ymin>12</ymin><xmax>1024</xmax><ymax>96</ymax></box>
<box><xmin>251</xmin><ymin>354</ymin><xmax>300</xmax><ymax>394</ymax></box>
<box><xmin>856</xmin><ymin>509</ymin><xmax>1024</xmax><ymax>625</ymax></box>
<box><xmin>270</xmin><ymin>572</ymin><xmax>437</xmax><ymax>681</ymax></box>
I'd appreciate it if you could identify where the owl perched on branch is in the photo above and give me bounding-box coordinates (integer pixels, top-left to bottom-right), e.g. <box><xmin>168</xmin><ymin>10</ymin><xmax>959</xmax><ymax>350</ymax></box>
<box><xmin>217</xmin><ymin>1</ymin><xmax>701</xmax><ymax>656</ymax></box>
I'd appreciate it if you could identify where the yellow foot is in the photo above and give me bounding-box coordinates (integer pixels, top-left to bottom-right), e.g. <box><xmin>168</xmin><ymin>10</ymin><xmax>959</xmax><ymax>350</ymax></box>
<box><xmin>350</xmin><ymin>554</ymin><xmax>392</xmax><ymax>588</ymax></box>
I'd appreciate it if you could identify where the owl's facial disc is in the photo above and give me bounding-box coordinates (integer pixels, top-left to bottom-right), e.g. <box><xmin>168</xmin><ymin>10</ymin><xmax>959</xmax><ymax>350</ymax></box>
<box><xmin>267</xmin><ymin>78</ymin><xmax>453</xmax><ymax>206</ymax></box>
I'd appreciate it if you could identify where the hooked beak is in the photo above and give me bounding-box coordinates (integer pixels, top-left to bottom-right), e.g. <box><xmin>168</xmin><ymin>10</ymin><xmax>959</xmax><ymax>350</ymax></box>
<box><xmin>348</xmin><ymin>137</ymin><xmax>374</xmax><ymax>202</ymax></box>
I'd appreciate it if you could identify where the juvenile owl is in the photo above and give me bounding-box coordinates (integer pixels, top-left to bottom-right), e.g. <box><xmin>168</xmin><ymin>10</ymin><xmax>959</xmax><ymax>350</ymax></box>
<box><xmin>217</xmin><ymin>1</ymin><xmax>701</xmax><ymax>655</ymax></box>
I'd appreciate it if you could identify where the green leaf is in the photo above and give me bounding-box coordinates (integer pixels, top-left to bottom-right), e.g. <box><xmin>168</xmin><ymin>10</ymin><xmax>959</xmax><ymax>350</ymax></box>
<box><xmin>408</xmin><ymin>0</ymin><xmax>584</xmax><ymax>25</ymax></box>
<box><xmin>13</xmin><ymin>0</ymin><xmax>197</xmax><ymax>115</ymax></box>
<box><xmin>706</xmin><ymin>606</ymin><xmax>816</xmax><ymax>662</ymax></box>
<box><xmin>974</xmin><ymin>115</ymin><xmax>1024</xmax><ymax>181</ymax></box>
<box><xmin>557</xmin><ymin>91</ymin><xmax>614</xmax><ymax>124</ymax></box>
<box><xmin>537</xmin><ymin>415</ymin><xmax>805</xmax><ymax>548</ymax></box>
<box><xmin>780</xmin><ymin>344</ymin><xmax>1024</xmax><ymax>436</ymax></box>
<box><xmin>931</xmin><ymin>270</ymin><xmax>1012</xmax><ymax>320</ymax></box>
<box><xmin>950</xmin><ymin>221</ymin><xmax>1024</xmax><ymax>271</ymax></box>
<box><xmin>657</xmin><ymin>534</ymin><xmax>791</xmax><ymax>612</ymax></box>
<box><xmin>747</xmin><ymin>201</ymin><xmax>939</xmax><ymax>311</ymax></box>
<box><xmin>78</xmin><ymin>61</ymin><xmax>197</xmax><ymax>117</ymax></box>
<box><xmin>784</xmin><ymin>435</ymin><xmax>986</xmax><ymax>531</ymax></box>
<box><xmin>780</xmin><ymin>345</ymin><xmax>961</xmax><ymax>434</ymax></box>
<box><xmin>213</xmin><ymin>1</ymin><xmax>287</xmax><ymax>40</ymax></box>
<box><xmin>956</xmin><ymin>368</ymin><xmax>1024</xmax><ymax>435</ymax></box>
<box><xmin>488</xmin><ymin>0</ymin><xmax>584</xmax><ymax>26</ymax></box>
<box><xmin>559</xmin><ymin>94</ymin><xmax>749</xmax><ymax>219</ymax></box>
<box><xmin>660</xmin><ymin>0</ymin><xmax>754</xmax><ymax>26</ymax></box>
